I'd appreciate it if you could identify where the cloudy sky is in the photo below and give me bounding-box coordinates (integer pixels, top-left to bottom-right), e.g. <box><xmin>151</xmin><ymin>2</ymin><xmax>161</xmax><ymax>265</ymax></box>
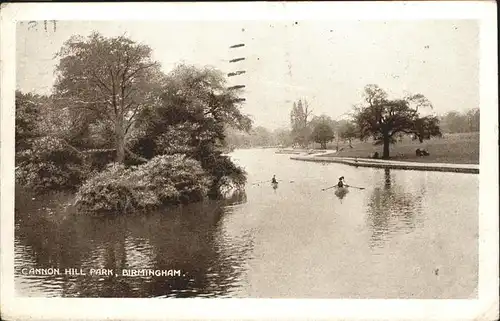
<box><xmin>16</xmin><ymin>20</ymin><xmax>478</xmax><ymax>130</ymax></box>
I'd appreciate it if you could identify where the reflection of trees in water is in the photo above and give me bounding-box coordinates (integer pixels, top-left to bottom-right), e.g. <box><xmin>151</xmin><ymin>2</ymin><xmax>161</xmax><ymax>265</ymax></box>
<box><xmin>220</xmin><ymin>189</ymin><xmax>247</xmax><ymax>207</ymax></box>
<box><xmin>366</xmin><ymin>169</ymin><xmax>424</xmax><ymax>248</ymax></box>
<box><xmin>15</xmin><ymin>193</ymin><xmax>252</xmax><ymax>298</ymax></box>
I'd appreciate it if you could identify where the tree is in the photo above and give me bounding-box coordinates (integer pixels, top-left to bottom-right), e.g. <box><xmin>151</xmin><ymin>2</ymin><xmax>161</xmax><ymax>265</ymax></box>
<box><xmin>15</xmin><ymin>91</ymin><xmax>92</xmax><ymax>191</ymax></box>
<box><xmin>310</xmin><ymin>117</ymin><xmax>335</xmax><ymax>149</ymax></box>
<box><xmin>132</xmin><ymin>64</ymin><xmax>252</xmax><ymax>197</ymax></box>
<box><xmin>273</xmin><ymin>128</ymin><xmax>293</xmax><ymax>147</ymax></box>
<box><xmin>466</xmin><ymin>108</ymin><xmax>480</xmax><ymax>132</ymax></box>
<box><xmin>224</xmin><ymin>126</ymin><xmax>252</xmax><ymax>149</ymax></box>
<box><xmin>338</xmin><ymin>120</ymin><xmax>358</xmax><ymax>148</ymax></box>
<box><xmin>15</xmin><ymin>91</ymin><xmax>41</xmax><ymax>152</ymax></box>
<box><xmin>353</xmin><ymin>84</ymin><xmax>442</xmax><ymax>159</ymax></box>
<box><xmin>439</xmin><ymin>108</ymin><xmax>479</xmax><ymax>133</ymax></box>
<box><xmin>250</xmin><ymin>126</ymin><xmax>273</xmax><ymax>147</ymax></box>
<box><xmin>309</xmin><ymin>114</ymin><xmax>337</xmax><ymax>130</ymax></box>
<box><xmin>440</xmin><ymin>111</ymin><xmax>468</xmax><ymax>133</ymax></box>
<box><xmin>53</xmin><ymin>32</ymin><xmax>163</xmax><ymax>163</ymax></box>
<box><xmin>290</xmin><ymin>99</ymin><xmax>313</xmax><ymax>147</ymax></box>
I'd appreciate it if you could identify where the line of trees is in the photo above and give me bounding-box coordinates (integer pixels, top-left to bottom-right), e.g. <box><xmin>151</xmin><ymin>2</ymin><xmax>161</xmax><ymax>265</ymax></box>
<box><xmin>224</xmin><ymin>126</ymin><xmax>292</xmax><ymax>148</ymax></box>
<box><xmin>15</xmin><ymin>32</ymin><xmax>253</xmax><ymax>215</ymax></box>
<box><xmin>224</xmin><ymin>85</ymin><xmax>479</xmax><ymax>160</ymax></box>
<box><xmin>288</xmin><ymin>98</ymin><xmax>358</xmax><ymax>150</ymax></box>
<box><xmin>439</xmin><ymin>109</ymin><xmax>479</xmax><ymax>133</ymax></box>
<box><xmin>281</xmin><ymin>85</ymin><xmax>477</xmax><ymax>159</ymax></box>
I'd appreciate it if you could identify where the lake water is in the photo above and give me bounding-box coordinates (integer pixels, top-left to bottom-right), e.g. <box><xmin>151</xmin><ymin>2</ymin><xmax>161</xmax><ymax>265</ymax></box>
<box><xmin>14</xmin><ymin>148</ymin><xmax>478</xmax><ymax>298</ymax></box>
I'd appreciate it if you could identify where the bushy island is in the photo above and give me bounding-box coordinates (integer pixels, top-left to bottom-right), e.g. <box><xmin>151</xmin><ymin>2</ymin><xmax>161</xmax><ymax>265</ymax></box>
<box><xmin>16</xmin><ymin>32</ymin><xmax>250</xmax><ymax>215</ymax></box>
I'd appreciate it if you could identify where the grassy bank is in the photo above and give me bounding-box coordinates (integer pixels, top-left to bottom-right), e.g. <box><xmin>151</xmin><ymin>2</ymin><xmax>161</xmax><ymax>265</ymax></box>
<box><xmin>317</xmin><ymin>132</ymin><xmax>479</xmax><ymax>164</ymax></box>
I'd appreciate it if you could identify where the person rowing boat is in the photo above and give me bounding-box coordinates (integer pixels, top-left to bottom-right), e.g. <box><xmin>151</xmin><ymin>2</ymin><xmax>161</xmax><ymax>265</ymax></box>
<box><xmin>271</xmin><ymin>175</ymin><xmax>278</xmax><ymax>189</ymax></box>
<box><xmin>335</xmin><ymin>176</ymin><xmax>349</xmax><ymax>199</ymax></box>
<box><xmin>321</xmin><ymin>177</ymin><xmax>364</xmax><ymax>192</ymax></box>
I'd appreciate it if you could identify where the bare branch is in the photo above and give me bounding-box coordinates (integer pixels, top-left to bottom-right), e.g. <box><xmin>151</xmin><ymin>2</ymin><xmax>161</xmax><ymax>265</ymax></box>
<box><xmin>124</xmin><ymin>106</ymin><xmax>141</xmax><ymax>133</ymax></box>
<box><xmin>124</xmin><ymin>62</ymin><xmax>158</xmax><ymax>83</ymax></box>
<box><xmin>90</xmin><ymin>71</ymin><xmax>113</xmax><ymax>94</ymax></box>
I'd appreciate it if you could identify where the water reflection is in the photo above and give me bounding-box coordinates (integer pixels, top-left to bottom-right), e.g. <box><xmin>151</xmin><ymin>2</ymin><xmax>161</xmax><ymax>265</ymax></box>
<box><xmin>15</xmin><ymin>149</ymin><xmax>478</xmax><ymax>299</ymax></box>
<box><xmin>220</xmin><ymin>189</ymin><xmax>247</xmax><ymax>207</ymax></box>
<box><xmin>334</xmin><ymin>188</ymin><xmax>349</xmax><ymax>201</ymax></box>
<box><xmin>366</xmin><ymin>169</ymin><xmax>424</xmax><ymax>248</ymax></box>
<box><xmin>15</xmin><ymin>191</ymin><xmax>253</xmax><ymax>298</ymax></box>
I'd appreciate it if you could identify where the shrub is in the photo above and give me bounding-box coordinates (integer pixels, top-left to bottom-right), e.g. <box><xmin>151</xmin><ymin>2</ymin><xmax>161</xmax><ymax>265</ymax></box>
<box><xmin>200</xmin><ymin>152</ymin><xmax>247</xmax><ymax>199</ymax></box>
<box><xmin>15</xmin><ymin>136</ymin><xmax>91</xmax><ymax>193</ymax></box>
<box><xmin>75</xmin><ymin>154</ymin><xmax>211</xmax><ymax>215</ymax></box>
<box><xmin>130</xmin><ymin>154</ymin><xmax>211</xmax><ymax>204</ymax></box>
<box><xmin>74</xmin><ymin>164</ymin><xmax>140</xmax><ymax>215</ymax></box>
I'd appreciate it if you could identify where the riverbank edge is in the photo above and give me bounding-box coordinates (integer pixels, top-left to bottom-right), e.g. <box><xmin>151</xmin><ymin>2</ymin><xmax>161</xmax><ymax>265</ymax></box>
<box><xmin>289</xmin><ymin>154</ymin><xmax>479</xmax><ymax>174</ymax></box>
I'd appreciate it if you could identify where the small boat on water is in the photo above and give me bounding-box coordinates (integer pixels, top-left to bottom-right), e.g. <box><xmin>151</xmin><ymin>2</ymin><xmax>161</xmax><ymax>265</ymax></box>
<box><xmin>334</xmin><ymin>186</ymin><xmax>349</xmax><ymax>199</ymax></box>
<box><xmin>272</xmin><ymin>182</ymin><xmax>279</xmax><ymax>189</ymax></box>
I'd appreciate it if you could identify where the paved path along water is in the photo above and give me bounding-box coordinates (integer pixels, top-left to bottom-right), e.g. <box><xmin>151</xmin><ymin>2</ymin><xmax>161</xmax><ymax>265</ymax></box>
<box><xmin>287</xmin><ymin>150</ymin><xmax>479</xmax><ymax>174</ymax></box>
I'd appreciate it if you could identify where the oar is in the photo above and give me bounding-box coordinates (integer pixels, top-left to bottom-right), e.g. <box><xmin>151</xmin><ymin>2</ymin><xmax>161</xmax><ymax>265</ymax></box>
<box><xmin>345</xmin><ymin>184</ymin><xmax>365</xmax><ymax>190</ymax></box>
<box><xmin>321</xmin><ymin>185</ymin><xmax>337</xmax><ymax>191</ymax></box>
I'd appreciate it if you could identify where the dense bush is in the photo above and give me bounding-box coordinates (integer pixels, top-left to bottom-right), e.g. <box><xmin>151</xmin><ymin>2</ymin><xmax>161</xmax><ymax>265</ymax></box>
<box><xmin>74</xmin><ymin>164</ymin><xmax>139</xmax><ymax>215</ymax></box>
<box><xmin>15</xmin><ymin>136</ymin><xmax>92</xmax><ymax>193</ymax></box>
<box><xmin>75</xmin><ymin>154</ymin><xmax>211</xmax><ymax>215</ymax></box>
<box><xmin>130</xmin><ymin>154</ymin><xmax>211</xmax><ymax>204</ymax></box>
<box><xmin>203</xmin><ymin>154</ymin><xmax>247</xmax><ymax>198</ymax></box>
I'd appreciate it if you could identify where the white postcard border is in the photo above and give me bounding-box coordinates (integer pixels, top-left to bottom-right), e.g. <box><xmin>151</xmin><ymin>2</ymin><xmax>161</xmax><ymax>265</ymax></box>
<box><xmin>1</xmin><ymin>2</ymin><xmax>498</xmax><ymax>320</ymax></box>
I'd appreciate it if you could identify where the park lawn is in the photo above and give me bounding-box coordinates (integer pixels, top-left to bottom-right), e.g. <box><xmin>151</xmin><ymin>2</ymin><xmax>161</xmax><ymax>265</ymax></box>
<box><xmin>318</xmin><ymin>132</ymin><xmax>479</xmax><ymax>164</ymax></box>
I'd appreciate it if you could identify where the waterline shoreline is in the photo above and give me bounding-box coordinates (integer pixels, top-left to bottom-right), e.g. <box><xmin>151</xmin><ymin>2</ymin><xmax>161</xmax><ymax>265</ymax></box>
<box><xmin>289</xmin><ymin>153</ymin><xmax>479</xmax><ymax>174</ymax></box>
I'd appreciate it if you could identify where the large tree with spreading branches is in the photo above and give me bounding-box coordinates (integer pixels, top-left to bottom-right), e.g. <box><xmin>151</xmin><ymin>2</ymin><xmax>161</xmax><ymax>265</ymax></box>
<box><xmin>353</xmin><ymin>84</ymin><xmax>442</xmax><ymax>159</ymax></box>
<box><xmin>53</xmin><ymin>32</ymin><xmax>164</xmax><ymax>163</ymax></box>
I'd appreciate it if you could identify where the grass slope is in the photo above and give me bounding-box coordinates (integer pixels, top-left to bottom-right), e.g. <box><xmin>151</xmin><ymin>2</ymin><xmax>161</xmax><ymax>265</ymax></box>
<box><xmin>317</xmin><ymin>132</ymin><xmax>479</xmax><ymax>164</ymax></box>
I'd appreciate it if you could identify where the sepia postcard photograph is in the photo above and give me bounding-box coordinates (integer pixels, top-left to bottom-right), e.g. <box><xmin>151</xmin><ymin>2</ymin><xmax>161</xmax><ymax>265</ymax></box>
<box><xmin>1</xmin><ymin>2</ymin><xmax>498</xmax><ymax>320</ymax></box>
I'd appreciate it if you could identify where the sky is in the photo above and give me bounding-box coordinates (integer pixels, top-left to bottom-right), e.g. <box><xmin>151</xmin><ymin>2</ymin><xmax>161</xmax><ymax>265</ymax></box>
<box><xmin>16</xmin><ymin>20</ymin><xmax>479</xmax><ymax>130</ymax></box>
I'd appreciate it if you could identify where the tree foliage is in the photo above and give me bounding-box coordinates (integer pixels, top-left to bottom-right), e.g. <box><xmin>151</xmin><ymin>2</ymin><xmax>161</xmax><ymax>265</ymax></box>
<box><xmin>439</xmin><ymin>108</ymin><xmax>479</xmax><ymax>133</ymax></box>
<box><xmin>224</xmin><ymin>126</ymin><xmax>293</xmax><ymax>148</ymax></box>
<box><xmin>16</xmin><ymin>33</ymin><xmax>255</xmax><ymax>211</ymax></box>
<box><xmin>273</xmin><ymin>128</ymin><xmax>293</xmax><ymax>147</ymax></box>
<box><xmin>131</xmin><ymin>64</ymin><xmax>252</xmax><ymax>198</ymax></box>
<box><xmin>290</xmin><ymin>99</ymin><xmax>313</xmax><ymax>147</ymax></box>
<box><xmin>310</xmin><ymin>116</ymin><xmax>335</xmax><ymax>149</ymax></box>
<box><xmin>53</xmin><ymin>32</ymin><xmax>163</xmax><ymax>163</ymax></box>
<box><xmin>16</xmin><ymin>136</ymin><xmax>90</xmax><ymax>193</ymax></box>
<box><xmin>75</xmin><ymin>155</ymin><xmax>211</xmax><ymax>215</ymax></box>
<box><xmin>338</xmin><ymin>120</ymin><xmax>358</xmax><ymax>148</ymax></box>
<box><xmin>15</xmin><ymin>91</ymin><xmax>42</xmax><ymax>152</ymax></box>
<box><xmin>15</xmin><ymin>91</ymin><xmax>93</xmax><ymax>192</ymax></box>
<box><xmin>353</xmin><ymin>84</ymin><xmax>442</xmax><ymax>159</ymax></box>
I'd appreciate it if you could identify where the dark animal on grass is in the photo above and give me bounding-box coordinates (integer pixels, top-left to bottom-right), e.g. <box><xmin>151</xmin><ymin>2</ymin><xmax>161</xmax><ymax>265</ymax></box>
<box><xmin>416</xmin><ymin>148</ymin><xmax>430</xmax><ymax>157</ymax></box>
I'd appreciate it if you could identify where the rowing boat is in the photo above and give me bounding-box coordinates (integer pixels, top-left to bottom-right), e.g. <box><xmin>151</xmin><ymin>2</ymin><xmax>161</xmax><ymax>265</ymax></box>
<box><xmin>272</xmin><ymin>182</ymin><xmax>278</xmax><ymax>189</ymax></box>
<box><xmin>334</xmin><ymin>186</ymin><xmax>349</xmax><ymax>198</ymax></box>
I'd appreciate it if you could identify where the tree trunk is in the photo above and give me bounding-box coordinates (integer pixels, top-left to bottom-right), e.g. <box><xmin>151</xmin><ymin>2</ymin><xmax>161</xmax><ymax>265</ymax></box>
<box><xmin>115</xmin><ymin>124</ymin><xmax>126</xmax><ymax>163</ymax></box>
<box><xmin>321</xmin><ymin>141</ymin><xmax>326</xmax><ymax>149</ymax></box>
<box><xmin>382</xmin><ymin>134</ymin><xmax>390</xmax><ymax>159</ymax></box>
